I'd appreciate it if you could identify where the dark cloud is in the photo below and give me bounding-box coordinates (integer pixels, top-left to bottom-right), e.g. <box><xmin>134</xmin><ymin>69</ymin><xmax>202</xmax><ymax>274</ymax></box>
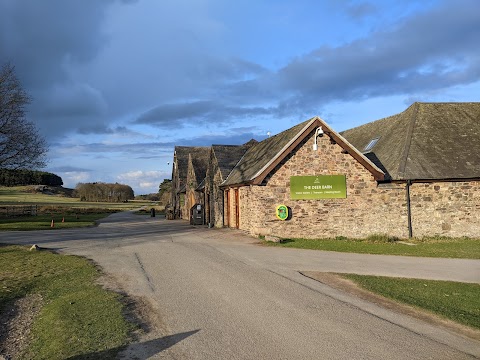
<box><xmin>2</xmin><ymin>0</ymin><xmax>479</xmax><ymax>146</ymax></box>
<box><xmin>132</xmin><ymin>0</ymin><xmax>480</xmax><ymax>131</ymax></box>
<box><xmin>50</xmin><ymin>125</ymin><xmax>267</xmax><ymax>160</ymax></box>
<box><xmin>134</xmin><ymin>100</ymin><xmax>272</xmax><ymax>129</ymax></box>
<box><xmin>345</xmin><ymin>2</ymin><xmax>378</xmax><ymax>20</ymax></box>
<box><xmin>0</xmin><ymin>0</ymin><xmax>113</xmax><ymax>87</ymax></box>
<box><xmin>76</xmin><ymin>125</ymin><xmax>141</xmax><ymax>136</ymax></box>
<box><xmin>52</xmin><ymin>141</ymin><xmax>175</xmax><ymax>159</ymax></box>
<box><xmin>171</xmin><ymin>132</ymin><xmax>266</xmax><ymax>147</ymax></box>
<box><xmin>0</xmin><ymin>0</ymin><xmax>119</xmax><ymax>138</ymax></box>
<box><xmin>272</xmin><ymin>0</ymin><xmax>480</xmax><ymax>108</ymax></box>
<box><xmin>48</xmin><ymin>166</ymin><xmax>92</xmax><ymax>173</ymax></box>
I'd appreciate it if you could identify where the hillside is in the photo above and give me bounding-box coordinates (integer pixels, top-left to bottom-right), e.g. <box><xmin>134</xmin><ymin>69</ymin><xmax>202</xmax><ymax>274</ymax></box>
<box><xmin>0</xmin><ymin>186</ymin><xmax>77</xmax><ymax>204</ymax></box>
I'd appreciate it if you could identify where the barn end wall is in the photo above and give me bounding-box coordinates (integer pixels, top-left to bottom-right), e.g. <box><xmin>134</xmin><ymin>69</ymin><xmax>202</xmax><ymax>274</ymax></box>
<box><xmin>232</xmin><ymin>131</ymin><xmax>479</xmax><ymax>239</ymax></box>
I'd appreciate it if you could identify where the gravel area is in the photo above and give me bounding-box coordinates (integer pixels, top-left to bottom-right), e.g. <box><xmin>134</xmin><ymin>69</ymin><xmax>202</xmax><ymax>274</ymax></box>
<box><xmin>0</xmin><ymin>294</ymin><xmax>43</xmax><ymax>360</ymax></box>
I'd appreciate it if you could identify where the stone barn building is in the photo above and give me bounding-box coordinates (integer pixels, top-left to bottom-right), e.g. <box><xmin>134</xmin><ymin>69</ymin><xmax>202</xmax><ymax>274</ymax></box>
<box><xmin>171</xmin><ymin>102</ymin><xmax>479</xmax><ymax>239</ymax></box>
<box><xmin>204</xmin><ymin>142</ymin><xmax>256</xmax><ymax>228</ymax></box>
<box><xmin>171</xmin><ymin>146</ymin><xmax>209</xmax><ymax>220</ymax></box>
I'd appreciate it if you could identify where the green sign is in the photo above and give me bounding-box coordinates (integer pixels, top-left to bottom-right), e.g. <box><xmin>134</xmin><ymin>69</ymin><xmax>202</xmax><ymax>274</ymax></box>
<box><xmin>276</xmin><ymin>204</ymin><xmax>289</xmax><ymax>220</ymax></box>
<box><xmin>290</xmin><ymin>175</ymin><xmax>346</xmax><ymax>199</ymax></box>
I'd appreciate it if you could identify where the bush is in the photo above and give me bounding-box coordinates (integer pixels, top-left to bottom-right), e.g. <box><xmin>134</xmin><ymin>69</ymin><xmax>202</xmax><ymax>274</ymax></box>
<box><xmin>366</xmin><ymin>233</ymin><xmax>400</xmax><ymax>243</ymax></box>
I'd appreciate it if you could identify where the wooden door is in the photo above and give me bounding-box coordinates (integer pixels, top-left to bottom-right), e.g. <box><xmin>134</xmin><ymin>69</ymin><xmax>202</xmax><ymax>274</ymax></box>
<box><xmin>234</xmin><ymin>188</ymin><xmax>239</xmax><ymax>229</ymax></box>
<box><xmin>225</xmin><ymin>190</ymin><xmax>230</xmax><ymax>227</ymax></box>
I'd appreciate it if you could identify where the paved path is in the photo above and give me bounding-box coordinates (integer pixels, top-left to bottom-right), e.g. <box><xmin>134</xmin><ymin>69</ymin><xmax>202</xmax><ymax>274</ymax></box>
<box><xmin>1</xmin><ymin>212</ymin><xmax>479</xmax><ymax>359</ymax></box>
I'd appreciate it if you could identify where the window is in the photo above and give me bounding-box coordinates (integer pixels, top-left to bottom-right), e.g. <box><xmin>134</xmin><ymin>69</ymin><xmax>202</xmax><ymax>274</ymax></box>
<box><xmin>363</xmin><ymin>137</ymin><xmax>380</xmax><ymax>152</ymax></box>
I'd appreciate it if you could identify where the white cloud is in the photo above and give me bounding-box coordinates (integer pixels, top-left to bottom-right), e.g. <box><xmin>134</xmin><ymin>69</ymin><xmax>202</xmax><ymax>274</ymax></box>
<box><xmin>116</xmin><ymin>170</ymin><xmax>168</xmax><ymax>194</ymax></box>
<box><xmin>61</xmin><ymin>171</ymin><xmax>92</xmax><ymax>188</ymax></box>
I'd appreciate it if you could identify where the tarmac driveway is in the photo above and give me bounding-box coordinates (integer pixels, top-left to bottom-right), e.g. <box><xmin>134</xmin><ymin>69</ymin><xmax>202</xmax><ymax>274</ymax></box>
<box><xmin>1</xmin><ymin>211</ymin><xmax>479</xmax><ymax>359</ymax></box>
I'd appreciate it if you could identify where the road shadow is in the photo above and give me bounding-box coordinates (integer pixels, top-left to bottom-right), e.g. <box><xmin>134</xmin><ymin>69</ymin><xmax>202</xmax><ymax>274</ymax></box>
<box><xmin>65</xmin><ymin>329</ymin><xmax>200</xmax><ymax>360</ymax></box>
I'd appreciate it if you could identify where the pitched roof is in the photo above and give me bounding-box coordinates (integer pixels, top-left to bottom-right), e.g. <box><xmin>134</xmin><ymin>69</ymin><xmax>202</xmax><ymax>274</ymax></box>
<box><xmin>174</xmin><ymin>146</ymin><xmax>210</xmax><ymax>186</ymax></box>
<box><xmin>222</xmin><ymin>117</ymin><xmax>385</xmax><ymax>186</ymax></box>
<box><xmin>173</xmin><ymin>146</ymin><xmax>191</xmax><ymax>182</ymax></box>
<box><xmin>189</xmin><ymin>147</ymin><xmax>210</xmax><ymax>185</ymax></box>
<box><xmin>341</xmin><ymin>102</ymin><xmax>480</xmax><ymax>180</ymax></box>
<box><xmin>212</xmin><ymin>142</ymin><xmax>256</xmax><ymax>181</ymax></box>
<box><xmin>222</xmin><ymin>120</ymin><xmax>310</xmax><ymax>186</ymax></box>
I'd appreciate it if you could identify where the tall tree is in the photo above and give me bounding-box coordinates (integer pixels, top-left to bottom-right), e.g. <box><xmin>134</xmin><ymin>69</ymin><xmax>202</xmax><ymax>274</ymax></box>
<box><xmin>158</xmin><ymin>179</ymin><xmax>172</xmax><ymax>205</ymax></box>
<box><xmin>0</xmin><ymin>63</ymin><xmax>48</xmax><ymax>169</ymax></box>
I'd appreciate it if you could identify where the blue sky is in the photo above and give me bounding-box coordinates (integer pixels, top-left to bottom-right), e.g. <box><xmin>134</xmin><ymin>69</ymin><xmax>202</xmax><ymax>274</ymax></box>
<box><xmin>1</xmin><ymin>0</ymin><xmax>479</xmax><ymax>194</ymax></box>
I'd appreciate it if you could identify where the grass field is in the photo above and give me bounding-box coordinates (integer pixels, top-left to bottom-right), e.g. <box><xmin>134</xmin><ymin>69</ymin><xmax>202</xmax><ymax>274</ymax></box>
<box><xmin>0</xmin><ymin>185</ymin><xmax>154</xmax><ymax>210</ymax></box>
<box><xmin>341</xmin><ymin>274</ymin><xmax>480</xmax><ymax>330</ymax></box>
<box><xmin>0</xmin><ymin>213</ymin><xmax>113</xmax><ymax>231</ymax></box>
<box><xmin>0</xmin><ymin>186</ymin><xmax>159</xmax><ymax>231</ymax></box>
<box><xmin>264</xmin><ymin>236</ymin><xmax>480</xmax><ymax>259</ymax></box>
<box><xmin>0</xmin><ymin>245</ymin><xmax>133</xmax><ymax>359</ymax></box>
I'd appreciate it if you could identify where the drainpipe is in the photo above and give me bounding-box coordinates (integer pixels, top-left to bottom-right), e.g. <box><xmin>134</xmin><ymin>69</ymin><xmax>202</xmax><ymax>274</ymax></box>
<box><xmin>406</xmin><ymin>180</ymin><xmax>413</xmax><ymax>238</ymax></box>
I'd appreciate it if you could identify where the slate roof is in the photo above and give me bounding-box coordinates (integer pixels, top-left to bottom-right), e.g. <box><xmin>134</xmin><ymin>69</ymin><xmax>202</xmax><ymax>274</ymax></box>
<box><xmin>174</xmin><ymin>146</ymin><xmax>210</xmax><ymax>187</ymax></box>
<box><xmin>212</xmin><ymin>142</ymin><xmax>256</xmax><ymax>181</ymax></box>
<box><xmin>222</xmin><ymin>120</ymin><xmax>311</xmax><ymax>186</ymax></box>
<box><xmin>341</xmin><ymin>102</ymin><xmax>480</xmax><ymax>180</ymax></box>
<box><xmin>173</xmin><ymin>146</ymin><xmax>191</xmax><ymax>183</ymax></box>
<box><xmin>222</xmin><ymin>117</ymin><xmax>385</xmax><ymax>186</ymax></box>
<box><xmin>189</xmin><ymin>147</ymin><xmax>210</xmax><ymax>185</ymax></box>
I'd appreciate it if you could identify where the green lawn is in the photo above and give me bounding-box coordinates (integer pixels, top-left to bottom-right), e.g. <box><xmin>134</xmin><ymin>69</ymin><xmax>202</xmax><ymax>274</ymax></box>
<box><xmin>0</xmin><ymin>185</ymin><xmax>154</xmax><ymax>209</ymax></box>
<box><xmin>0</xmin><ymin>213</ymin><xmax>112</xmax><ymax>231</ymax></box>
<box><xmin>0</xmin><ymin>185</ymin><xmax>159</xmax><ymax>231</ymax></box>
<box><xmin>0</xmin><ymin>245</ymin><xmax>134</xmax><ymax>359</ymax></box>
<box><xmin>264</xmin><ymin>236</ymin><xmax>480</xmax><ymax>259</ymax></box>
<box><xmin>341</xmin><ymin>274</ymin><xmax>480</xmax><ymax>330</ymax></box>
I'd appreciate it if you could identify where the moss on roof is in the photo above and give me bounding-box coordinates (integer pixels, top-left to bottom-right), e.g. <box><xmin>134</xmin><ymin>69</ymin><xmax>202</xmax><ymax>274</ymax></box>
<box><xmin>212</xmin><ymin>143</ymin><xmax>254</xmax><ymax>181</ymax></box>
<box><xmin>189</xmin><ymin>147</ymin><xmax>210</xmax><ymax>185</ymax></box>
<box><xmin>174</xmin><ymin>146</ymin><xmax>191</xmax><ymax>182</ymax></box>
<box><xmin>174</xmin><ymin>146</ymin><xmax>210</xmax><ymax>185</ymax></box>
<box><xmin>341</xmin><ymin>102</ymin><xmax>480</xmax><ymax>180</ymax></box>
<box><xmin>222</xmin><ymin>120</ymin><xmax>312</xmax><ymax>186</ymax></box>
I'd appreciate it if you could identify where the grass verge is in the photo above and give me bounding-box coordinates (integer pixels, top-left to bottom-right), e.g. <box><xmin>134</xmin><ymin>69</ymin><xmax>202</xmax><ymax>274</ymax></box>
<box><xmin>263</xmin><ymin>235</ymin><xmax>480</xmax><ymax>259</ymax></box>
<box><xmin>0</xmin><ymin>186</ymin><xmax>154</xmax><ymax>210</ymax></box>
<box><xmin>0</xmin><ymin>213</ymin><xmax>112</xmax><ymax>231</ymax></box>
<box><xmin>341</xmin><ymin>274</ymin><xmax>480</xmax><ymax>330</ymax></box>
<box><xmin>0</xmin><ymin>245</ymin><xmax>134</xmax><ymax>359</ymax></box>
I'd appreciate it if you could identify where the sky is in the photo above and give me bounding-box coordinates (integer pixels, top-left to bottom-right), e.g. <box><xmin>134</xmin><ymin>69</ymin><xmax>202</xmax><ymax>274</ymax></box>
<box><xmin>1</xmin><ymin>0</ymin><xmax>479</xmax><ymax>195</ymax></box>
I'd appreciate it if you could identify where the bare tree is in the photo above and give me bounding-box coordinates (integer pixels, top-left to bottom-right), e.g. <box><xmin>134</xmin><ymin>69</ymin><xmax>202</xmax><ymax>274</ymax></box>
<box><xmin>0</xmin><ymin>63</ymin><xmax>48</xmax><ymax>169</ymax></box>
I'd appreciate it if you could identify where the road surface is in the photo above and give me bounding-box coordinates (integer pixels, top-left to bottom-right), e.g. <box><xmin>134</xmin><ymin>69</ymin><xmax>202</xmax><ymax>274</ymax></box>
<box><xmin>1</xmin><ymin>211</ymin><xmax>479</xmax><ymax>359</ymax></box>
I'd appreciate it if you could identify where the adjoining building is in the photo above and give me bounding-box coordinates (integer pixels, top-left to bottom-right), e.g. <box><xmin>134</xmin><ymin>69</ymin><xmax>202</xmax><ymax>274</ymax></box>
<box><xmin>171</xmin><ymin>102</ymin><xmax>480</xmax><ymax>239</ymax></box>
<box><xmin>204</xmin><ymin>142</ymin><xmax>256</xmax><ymax>228</ymax></box>
<box><xmin>171</xmin><ymin>146</ymin><xmax>209</xmax><ymax>220</ymax></box>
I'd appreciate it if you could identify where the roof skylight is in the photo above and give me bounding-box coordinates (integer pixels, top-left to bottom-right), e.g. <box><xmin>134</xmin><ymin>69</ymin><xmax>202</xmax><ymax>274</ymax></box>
<box><xmin>363</xmin><ymin>137</ymin><xmax>380</xmax><ymax>152</ymax></box>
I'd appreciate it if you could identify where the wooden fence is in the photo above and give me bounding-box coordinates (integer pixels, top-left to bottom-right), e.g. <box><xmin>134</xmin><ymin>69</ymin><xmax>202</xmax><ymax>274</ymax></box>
<box><xmin>0</xmin><ymin>205</ymin><xmax>38</xmax><ymax>217</ymax></box>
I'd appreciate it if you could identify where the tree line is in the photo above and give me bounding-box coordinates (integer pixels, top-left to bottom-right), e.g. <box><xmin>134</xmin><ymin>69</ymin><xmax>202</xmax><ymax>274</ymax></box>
<box><xmin>0</xmin><ymin>168</ymin><xmax>63</xmax><ymax>186</ymax></box>
<box><xmin>75</xmin><ymin>182</ymin><xmax>134</xmax><ymax>202</ymax></box>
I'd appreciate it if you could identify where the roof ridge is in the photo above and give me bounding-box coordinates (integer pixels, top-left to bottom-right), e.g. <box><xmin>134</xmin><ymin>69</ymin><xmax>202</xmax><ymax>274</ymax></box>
<box><xmin>251</xmin><ymin>117</ymin><xmax>318</xmax><ymax>180</ymax></box>
<box><xmin>397</xmin><ymin>103</ymin><xmax>419</xmax><ymax>178</ymax></box>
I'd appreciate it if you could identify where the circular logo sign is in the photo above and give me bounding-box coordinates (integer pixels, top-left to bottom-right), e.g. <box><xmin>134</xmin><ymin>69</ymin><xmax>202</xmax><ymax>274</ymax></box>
<box><xmin>276</xmin><ymin>204</ymin><xmax>289</xmax><ymax>221</ymax></box>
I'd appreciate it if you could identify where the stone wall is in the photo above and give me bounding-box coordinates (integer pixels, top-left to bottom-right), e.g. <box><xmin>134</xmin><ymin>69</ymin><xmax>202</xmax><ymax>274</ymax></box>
<box><xmin>212</xmin><ymin>169</ymin><xmax>225</xmax><ymax>227</ymax></box>
<box><xmin>204</xmin><ymin>149</ymin><xmax>215</xmax><ymax>226</ymax></box>
<box><xmin>409</xmin><ymin>181</ymin><xmax>480</xmax><ymax>238</ymax></box>
<box><xmin>184</xmin><ymin>155</ymin><xmax>203</xmax><ymax>221</ymax></box>
<box><xmin>230</xmin><ymin>130</ymin><xmax>479</xmax><ymax>239</ymax></box>
<box><xmin>205</xmin><ymin>150</ymin><xmax>227</xmax><ymax>227</ymax></box>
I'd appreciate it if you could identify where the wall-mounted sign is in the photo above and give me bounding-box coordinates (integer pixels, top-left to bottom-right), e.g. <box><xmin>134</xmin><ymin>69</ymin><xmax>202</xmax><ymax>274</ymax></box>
<box><xmin>276</xmin><ymin>204</ymin><xmax>289</xmax><ymax>220</ymax></box>
<box><xmin>290</xmin><ymin>175</ymin><xmax>346</xmax><ymax>199</ymax></box>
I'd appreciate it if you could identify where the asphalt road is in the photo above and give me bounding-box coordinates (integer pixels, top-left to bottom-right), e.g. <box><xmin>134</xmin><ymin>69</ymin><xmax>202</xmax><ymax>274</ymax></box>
<box><xmin>1</xmin><ymin>211</ymin><xmax>479</xmax><ymax>359</ymax></box>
